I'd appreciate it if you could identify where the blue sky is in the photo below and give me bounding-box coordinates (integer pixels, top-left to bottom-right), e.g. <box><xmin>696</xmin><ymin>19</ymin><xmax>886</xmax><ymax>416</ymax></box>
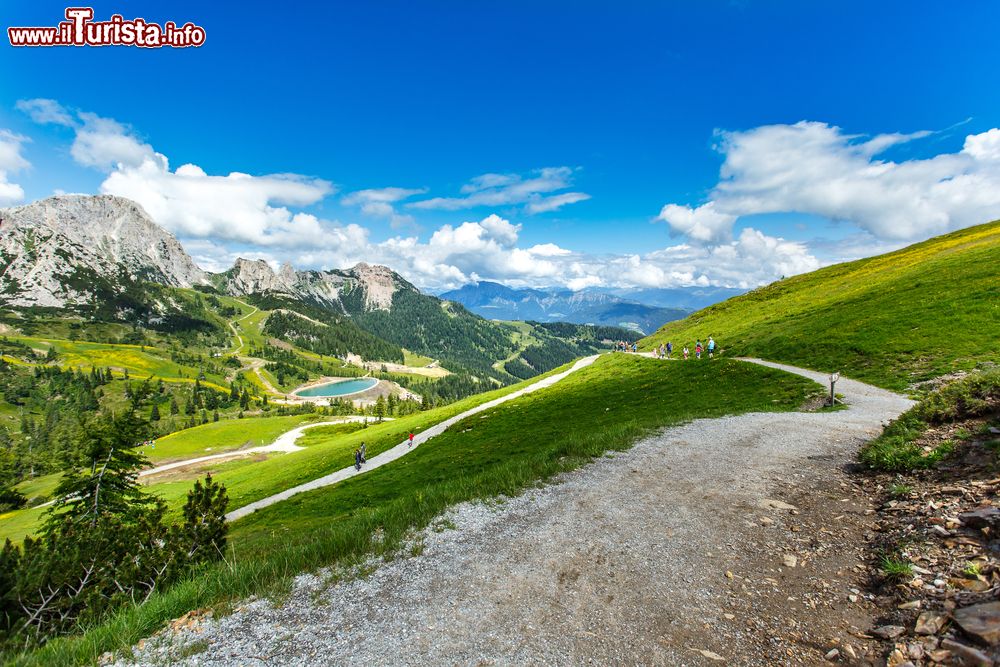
<box><xmin>2</xmin><ymin>1</ymin><xmax>999</xmax><ymax>290</ymax></box>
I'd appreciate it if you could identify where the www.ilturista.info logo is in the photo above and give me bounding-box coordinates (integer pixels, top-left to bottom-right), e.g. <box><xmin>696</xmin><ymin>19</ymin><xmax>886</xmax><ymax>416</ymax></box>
<box><xmin>8</xmin><ymin>7</ymin><xmax>206</xmax><ymax>48</ymax></box>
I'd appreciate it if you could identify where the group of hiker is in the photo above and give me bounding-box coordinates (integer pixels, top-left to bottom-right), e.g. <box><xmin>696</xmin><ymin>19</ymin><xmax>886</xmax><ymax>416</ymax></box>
<box><xmin>613</xmin><ymin>340</ymin><xmax>638</xmax><ymax>353</ymax></box>
<box><xmin>353</xmin><ymin>442</ymin><xmax>367</xmax><ymax>470</ymax></box>
<box><xmin>613</xmin><ymin>336</ymin><xmax>718</xmax><ymax>359</ymax></box>
<box><xmin>655</xmin><ymin>335</ymin><xmax>716</xmax><ymax>360</ymax></box>
<box><xmin>353</xmin><ymin>432</ymin><xmax>416</xmax><ymax>471</ymax></box>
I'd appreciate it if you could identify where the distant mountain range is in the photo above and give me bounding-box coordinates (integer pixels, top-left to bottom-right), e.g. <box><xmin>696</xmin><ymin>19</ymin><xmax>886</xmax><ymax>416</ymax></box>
<box><xmin>439</xmin><ymin>281</ymin><xmax>743</xmax><ymax>334</ymax></box>
<box><xmin>600</xmin><ymin>286</ymin><xmax>746</xmax><ymax>311</ymax></box>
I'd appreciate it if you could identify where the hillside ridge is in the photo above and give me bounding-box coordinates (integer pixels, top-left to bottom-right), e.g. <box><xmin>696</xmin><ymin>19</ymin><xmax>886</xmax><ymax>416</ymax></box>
<box><xmin>642</xmin><ymin>219</ymin><xmax>1000</xmax><ymax>389</ymax></box>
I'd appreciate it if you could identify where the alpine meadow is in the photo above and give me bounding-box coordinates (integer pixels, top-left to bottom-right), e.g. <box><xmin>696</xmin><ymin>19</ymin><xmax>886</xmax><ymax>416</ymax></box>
<box><xmin>2</xmin><ymin>3</ymin><xmax>1000</xmax><ymax>665</ymax></box>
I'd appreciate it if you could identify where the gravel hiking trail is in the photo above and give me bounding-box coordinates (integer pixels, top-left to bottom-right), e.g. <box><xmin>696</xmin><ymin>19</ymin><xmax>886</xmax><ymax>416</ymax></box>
<box><xmin>116</xmin><ymin>358</ymin><xmax>914</xmax><ymax>666</ymax></box>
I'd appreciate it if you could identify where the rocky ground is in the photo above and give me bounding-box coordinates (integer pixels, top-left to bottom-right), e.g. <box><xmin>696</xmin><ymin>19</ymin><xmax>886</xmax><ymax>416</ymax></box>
<box><xmin>858</xmin><ymin>417</ymin><xmax>1000</xmax><ymax>666</ymax></box>
<box><xmin>108</xmin><ymin>361</ymin><xmax>914</xmax><ymax>666</ymax></box>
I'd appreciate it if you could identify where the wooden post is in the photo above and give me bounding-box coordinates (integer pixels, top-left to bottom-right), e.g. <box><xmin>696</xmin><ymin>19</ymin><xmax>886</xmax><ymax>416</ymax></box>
<box><xmin>829</xmin><ymin>372</ymin><xmax>840</xmax><ymax>406</ymax></box>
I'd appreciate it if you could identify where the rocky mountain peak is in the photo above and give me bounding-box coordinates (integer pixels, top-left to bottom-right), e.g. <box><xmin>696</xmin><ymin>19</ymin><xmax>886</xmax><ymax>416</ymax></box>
<box><xmin>279</xmin><ymin>262</ymin><xmax>297</xmax><ymax>283</ymax></box>
<box><xmin>0</xmin><ymin>194</ymin><xmax>206</xmax><ymax>308</ymax></box>
<box><xmin>224</xmin><ymin>258</ymin><xmax>294</xmax><ymax>297</ymax></box>
<box><xmin>348</xmin><ymin>262</ymin><xmax>401</xmax><ymax>311</ymax></box>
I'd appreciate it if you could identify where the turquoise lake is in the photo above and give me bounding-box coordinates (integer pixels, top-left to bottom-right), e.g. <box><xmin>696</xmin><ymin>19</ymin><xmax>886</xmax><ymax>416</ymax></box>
<box><xmin>295</xmin><ymin>378</ymin><xmax>378</xmax><ymax>397</ymax></box>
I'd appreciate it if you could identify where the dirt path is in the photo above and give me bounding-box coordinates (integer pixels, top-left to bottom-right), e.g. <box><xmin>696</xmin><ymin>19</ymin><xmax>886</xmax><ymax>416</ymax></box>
<box><xmin>137</xmin><ymin>416</ymin><xmax>382</xmax><ymax>479</ymax></box>
<box><xmin>227</xmin><ymin>301</ymin><xmax>259</xmax><ymax>354</ymax></box>
<box><xmin>251</xmin><ymin>361</ymin><xmax>283</xmax><ymax>396</ymax></box>
<box><xmin>117</xmin><ymin>359</ymin><xmax>914</xmax><ymax>666</ymax></box>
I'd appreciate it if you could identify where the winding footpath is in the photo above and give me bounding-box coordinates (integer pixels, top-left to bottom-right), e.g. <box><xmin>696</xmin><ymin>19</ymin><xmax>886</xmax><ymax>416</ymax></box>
<box><xmin>227</xmin><ymin>301</ymin><xmax>259</xmax><ymax>355</ymax></box>
<box><xmin>121</xmin><ymin>357</ymin><xmax>918</xmax><ymax>666</ymax></box>
<box><xmin>138</xmin><ymin>416</ymin><xmax>384</xmax><ymax>479</ymax></box>
<box><xmin>226</xmin><ymin>354</ymin><xmax>599</xmax><ymax>521</ymax></box>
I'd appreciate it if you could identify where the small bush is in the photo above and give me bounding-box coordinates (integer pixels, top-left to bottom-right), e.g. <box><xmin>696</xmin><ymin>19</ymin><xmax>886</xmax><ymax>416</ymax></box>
<box><xmin>0</xmin><ymin>487</ymin><xmax>26</xmax><ymax>512</ymax></box>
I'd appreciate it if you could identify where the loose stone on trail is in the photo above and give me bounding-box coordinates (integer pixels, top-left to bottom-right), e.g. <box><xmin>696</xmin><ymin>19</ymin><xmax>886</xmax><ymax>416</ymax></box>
<box><xmin>954</xmin><ymin>602</ymin><xmax>1000</xmax><ymax>646</ymax></box>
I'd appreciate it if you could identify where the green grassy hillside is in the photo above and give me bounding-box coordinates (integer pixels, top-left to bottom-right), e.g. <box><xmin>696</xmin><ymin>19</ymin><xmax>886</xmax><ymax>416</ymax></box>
<box><xmin>642</xmin><ymin>221</ymin><xmax>1000</xmax><ymax>390</ymax></box>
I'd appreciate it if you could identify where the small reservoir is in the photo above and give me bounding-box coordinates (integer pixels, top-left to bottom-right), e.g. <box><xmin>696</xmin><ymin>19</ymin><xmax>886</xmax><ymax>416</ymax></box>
<box><xmin>295</xmin><ymin>377</ymin><xmax>379</xmax><ymax>398</ymax></box>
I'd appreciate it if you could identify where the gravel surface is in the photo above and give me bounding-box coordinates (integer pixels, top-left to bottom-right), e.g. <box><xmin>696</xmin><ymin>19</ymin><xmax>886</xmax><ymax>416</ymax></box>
<box><xmin>113</xmin><ymin>359</ymin><xmax>914</xmax><ymax>666</ymax></box>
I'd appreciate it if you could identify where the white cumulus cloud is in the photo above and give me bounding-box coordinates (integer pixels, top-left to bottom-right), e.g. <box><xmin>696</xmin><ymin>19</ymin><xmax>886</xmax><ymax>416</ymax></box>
<box><xmin>658</xmin><ymin>121</ymin><xmax>1000</xmax><ymax>243</ymax></box>
<box><xmin>409</xmin><ymin>166</ymin><xmax>590</xmax><ymax>214</ymax></box>
<box><xmin>101</xmin><ymin>157</ymin><xmax>336</xmax><ymax>247</ymax></box>
<box><xmin>341</xmin><ymin>186</ymin><xmax>426</xmax><ymax>229</ymax></box>
<box><xmin>20</xmin><ymin>99</ymin><xmax>340</xmax><ymax>248</ymax></box>
<box><xmin>15</xmin><ymin>98</ymin><xmax>75</xmax><ymax>127</ymax></box>
<box><xmin>657</xmin><ymin>201</ymin><xmax>736</xmax><ymax>243</ymax></box>
<box><xmin>350</xmin><ymin>216</ymin><xmax>814</xmax><ymax>292</ymax></box>
<box><xmin>16</xmin><ymin>99</ymin><xmax>155</xmax><ymax>170</ymax></box>
<box><xmin>71</xmin><ymin>112</ymin><xmax>157</xmax><ymax>170</ymax></box>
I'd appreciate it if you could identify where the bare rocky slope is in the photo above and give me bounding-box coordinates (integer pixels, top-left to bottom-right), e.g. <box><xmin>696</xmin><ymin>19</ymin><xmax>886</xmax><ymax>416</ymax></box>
<box><xmin>218</xmin><ymin>258</ymin><xmax>407</xmax><ymax>313</ymax></box>
<box><xmin>0</xmin><ymin>195</ymin><xmax>207</xmax><ymax>308</ymax></box>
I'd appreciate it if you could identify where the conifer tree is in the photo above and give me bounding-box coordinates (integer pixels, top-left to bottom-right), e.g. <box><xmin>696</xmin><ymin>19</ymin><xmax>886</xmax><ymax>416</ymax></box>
<box><xmin>44</xmin><ymin>409</ymin><xmax>153</xmax><ymax>532</ymax></box>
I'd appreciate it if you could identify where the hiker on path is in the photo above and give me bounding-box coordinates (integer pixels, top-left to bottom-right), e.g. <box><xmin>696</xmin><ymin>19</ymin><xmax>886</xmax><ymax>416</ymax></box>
<box><xmin>408</xmin><ymin>432</ymin><xmax>415</xmax><ymax>447</ymax></box>
<box><xmin>632</xmin><ymin>342</ymin><xmax>638</xmax><ymax>353</ymax></box>
<box><xmin>354</xmin><ymin>448</ymin><xmax>361</xmax><ymax>471</ymax></box>
<box><xmin>360</xmin><ymin>441</ymin><xmax>367</xmax><ymax>463</ymax></box>
<box><xmin>666</xmin><ymin>341</ymin><xmax>673</xmax><ymax>359</ymax></box>
<box><xmin>695</xmin><ymin>341</ymin><xmax>703</xmax><ymax>359</ymax></box>
<box><xmin>682</xmin><ymin>346</ymin><xmax>689</xmax><ymax>360</ymax></box>
<box><xmin>708</xmin><ymin>336</ymin><xmax>716</xmax><ymax>358</ymax></box>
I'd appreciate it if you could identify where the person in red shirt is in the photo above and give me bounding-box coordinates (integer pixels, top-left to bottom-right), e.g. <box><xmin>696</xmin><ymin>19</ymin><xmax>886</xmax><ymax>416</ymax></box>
<box><xmin>408</xmin><ymin>432</ymin><xmax>415</xmax><ymax>447</ymax></box>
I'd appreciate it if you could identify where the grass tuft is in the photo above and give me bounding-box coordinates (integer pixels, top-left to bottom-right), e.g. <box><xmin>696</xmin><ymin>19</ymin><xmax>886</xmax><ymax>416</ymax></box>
<box><xmin>880</xmin><ymin>555</ymin><xmax>914</xmax><ymax>580</ymax></box>
<box><xmin>888</xmin><ymin>484</ymin><xmax>913</xmax><ymax>498</ymax></box>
